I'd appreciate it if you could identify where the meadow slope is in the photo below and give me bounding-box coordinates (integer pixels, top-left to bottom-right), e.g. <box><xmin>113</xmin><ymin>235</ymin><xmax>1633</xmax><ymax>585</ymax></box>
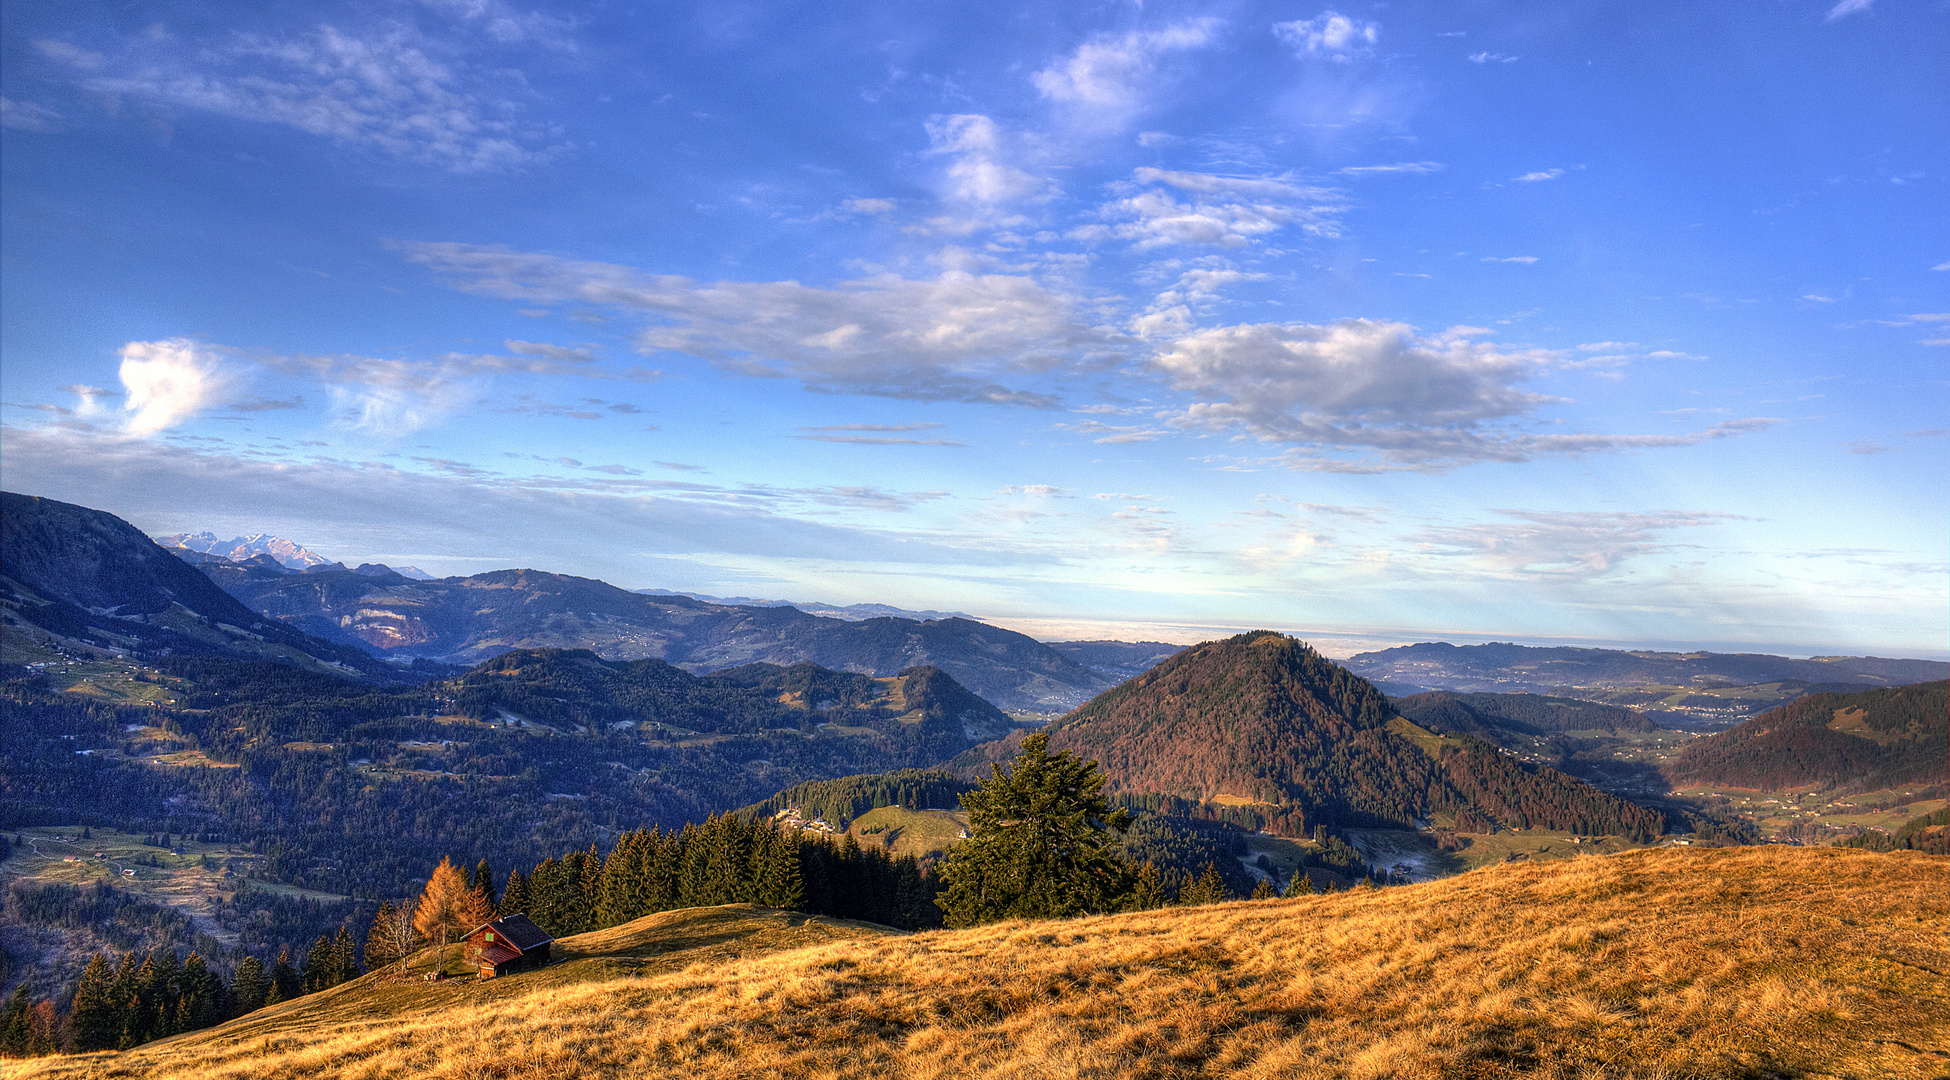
<box><xmin>18</xmin><ymin>847</ymin><xmax>1947</xmax><ymax>1080</ymax></box>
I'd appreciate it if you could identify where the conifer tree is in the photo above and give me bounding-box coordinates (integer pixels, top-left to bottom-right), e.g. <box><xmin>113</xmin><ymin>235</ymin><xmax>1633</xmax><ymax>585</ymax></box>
<box><xmin>1282</xmin><ymin>870</ymin><xmax>1317</xmax><ymax>898</ymax></box>
<box><xmin>69</xmin><ymin>954</ymin><xmax>120</xmax><ymax>1052</ymax></box>
<box><xmin>472</xmin><ymin>859</ymin><xmax>498</xmax><ymax>911</ymax></box>
<box><xmin>26</xmin><ymin>1001</ymin><xmax>58</xmax><ymax>1057</ymax></box>
<box><xmin>266</xmin><ymin>949</ymin><xmax>301</xmax><ymax>1005</ymax></box>
<box><xmin>501</xmin><ymin>868</ymin><xmax>532</xmax><ymax>917</ymax></box>
<box><xmin>1125</xmin><ymin>861</ymin><xmax>1167</xmax><ymax>911</ymax></box>
<box><xmin>3</xmin><ymin>987</ymin><xmax>33</xmax><ymax>1056</ymax></box>
<box><xmin>677</xmin><ymin>822</ymin><xmax>711</xmax><ymax>907</ymax></box>
<box><xmin>576</xmin><ymin>845</ymin><xmax>605</xmax><ymax>930</ymax></box>
<box><xmin>332</xmin><ymin>925</ymin><xmax>362</xmax><ymax>985</ymax></box>
<box><xmin>595</xmin><ymin>832</ymin><xmax>639</xmax><ymax>929</ymax></box>
<box><xmin>1178</xmin><ymin>862</ymin><xmax>1231</xmax><ymax>906</ymax></box>
<box><xmin>230</xmin><ymin>955</ymin><xmax>267</xmax><ymax>1015</ymax></box>
<box><xmin>936</xmin><ymin>732</ymin><xmax>1132</xmax><ymax>927</ymax></box>
<box><xmin>528</xmin><ymin>857</ymin><xmax>566</xmax><ymax>932</ymax></box>
<box><xmin>1250</xmin><ymin>878</ymin><xmax>1277</xmax><ymax>900</ymax></box>
<box><xmin>302</xmin><ymin>936</ymin><xmax>334</xmax><ymax>994</ymax></box>
<box><xmin>180</xmin><ymin>952</ymin><xmax>223</xmax><ymax>1030</ymax></box>
<box><xmin>648</xmin><ymin>830</ymin><xmax>681</xmax><ymax>912</ymax></box>
<box><xmin>363</xmin><ymin>902</ymin><xmax>401</xmax><ymax>971</ymax></box>
<box><xmin>414</xmin><ymin>856</ymin><xmax>486</xmax><ymax>960</ymax></box>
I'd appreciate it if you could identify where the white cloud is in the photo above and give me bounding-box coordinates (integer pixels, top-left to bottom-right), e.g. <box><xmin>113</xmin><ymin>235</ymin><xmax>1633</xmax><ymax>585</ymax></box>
<box><xmin>33</xmin><ymin>40</ymin><xmax>104</xmax><ymax>69</ymax></box>
<box><xmin>1335</xmin><ymin>161</ymin><xmax>1444</xmax><ymax>176</ymax></box>
<box><xmin>923</xmin><ymin>114</ymin><xmax>1052</xmax><ymax>225</ymax></box>
<box><xmin>52</xmin><ymin>20</ymin><xmax>565</xmax><ymax>172</ymax></box>
<box><xmin>1077</xmin><ymin>167</ymin><xmax>1346</xmax><ymax>250</ymax></box>
<box><xmin>1273</xmin><ymin>12</ymin><xmax>1380</xmax><ymax>62</ymax></box>
<box><xmin>1467</xmin><ymin>52</ymin><xmax>1519</xmax><ymax>64</ymax></box>
<box><xmin>1932</xmin><ymin>261</ymin><xmax>1950</xmax><ymax>272</ymax></box>
<box><xmin>1152</xmin><ymin>319</ymin><xmax>1775</xmax><ymax>469</ymax></box>
<box><xmin>1060</xmin><ymin>419</ymin><xmax>1171</xmax><ymax>444</ymax></box>
<box><xmin>1512</xmin><ymin>169</ymin><xmax>1566</xmax><ymax>183</ymax></box>
<box><xmin>403</xmin><ymin>242</ymin><xmax>1119</xmax><ymax>405</ymax></box>
<box><xmin>1032</xmin><ymin>20</ymin><xmax>1221</xmax><ymax>128</ymax></box>
<box><xmin>1418</xmin><ymin>510</ymin><xmax>1740</xmax><ymax>578</ymax></box>
<box><xmin>1481</xmin><ymin>255</ymin><xmax>1539</xmax><ymax>264</ymax></box>
<box><xmin>117</xmin><ymin>339</ymin><xmax>234</xmax><ymax>436</ymax></box>
<box><xmin>0</xmin><ymin>96</ymin><xmax>62</xmax><ymax>132</ymax></box>
<box><xmin>1825</xmin><ymin>0</ymin><xmax>1874</xmax><ymax>21</ymax></box>
<box><xmin>842</xmin><ymin>198</ymin><xmax>896</xmax><ymax>215</ymax></box>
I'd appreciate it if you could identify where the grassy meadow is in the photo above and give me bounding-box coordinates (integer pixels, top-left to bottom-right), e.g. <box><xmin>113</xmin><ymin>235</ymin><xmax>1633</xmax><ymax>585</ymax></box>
<box><xmin>13</xmin><ymin>845</ymin><xmax>1946</xmax><ymax>1079</ymax></box>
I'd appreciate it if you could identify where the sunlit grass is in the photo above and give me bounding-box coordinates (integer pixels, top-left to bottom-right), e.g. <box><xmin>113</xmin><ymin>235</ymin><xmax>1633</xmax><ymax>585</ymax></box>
<box><xmin>18</xmin><ymin>846</ymin><xmax>1946</xmax><ymax>1079</ymax></box>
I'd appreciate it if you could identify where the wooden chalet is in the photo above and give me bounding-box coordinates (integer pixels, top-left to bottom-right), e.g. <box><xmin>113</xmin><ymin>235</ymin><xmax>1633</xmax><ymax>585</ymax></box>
<box><xmin>461</xmin><ymin>914</ymin><xmax>554</xmax><ymax>979</ymax></box>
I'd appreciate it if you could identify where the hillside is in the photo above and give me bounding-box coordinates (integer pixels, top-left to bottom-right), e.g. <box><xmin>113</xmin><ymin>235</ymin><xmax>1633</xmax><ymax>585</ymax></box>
<box><xmin>1663</xmin><ymin>680</ymin><xmax>1949</xmax><ymax>794</ymax></box>
<box><xmin>1046</xmin><ymin>632</ymin><xmax>1664</xmax><ymax>839</ymax></box>
<box><xmin>1346</xmin><ymin>640</ymin><xmax>1948</xmax><ymax>695</ymax></box>
<box><xmin>0</xmin><ymin>648</ymin><xmax>1013</xmax><ymax>900</ymax></box>
<box><xmin>1392</xmin><ymin>691</ymin><xmax>1659</xmax><ymax>738</ymax></box>
<box><xmin>196</xmin><ymin>559</ymin><xmax>1111</xmax><ymax>711</ymax></box>
<box><xmin>0</xmin><ymin>493</ymin><xmax>389</xmax><ymax>678</ymax></box>
<box><xmin>16</xmin><ymin>847</ymin><xmax>1947</xmax><ymax>1079</ymax></box>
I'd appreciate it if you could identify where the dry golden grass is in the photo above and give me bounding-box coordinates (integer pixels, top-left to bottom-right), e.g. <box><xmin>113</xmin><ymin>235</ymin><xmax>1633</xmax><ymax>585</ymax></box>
<box><xmin>20</xmin><ymin>846</ymin><xmax>1948</xmax><ymax>1079</ymax></box>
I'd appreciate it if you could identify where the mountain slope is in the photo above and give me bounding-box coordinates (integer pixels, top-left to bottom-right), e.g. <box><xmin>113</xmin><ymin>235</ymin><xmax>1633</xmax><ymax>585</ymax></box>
<box><xmin>1662</xmin><ymin>680</ymin><xmax>1948</xmax><ymax>794</ymax></box>
<box><xmin>0</xmin><ymin>493</ymin><xmax>387</xmax><ymax>677</ymax></box>
<box><xmin>197</xmin><ymin>560</ymin><xmax>1110</xmax><ymax>711</ymax></box>
<box><xmin>20</xmin><ymin>847</ymin><xmax>1947</xmax><ymax>1080</ymax></box>
<box><xmin>1046</xmin><ymin>631</ymin><xmax>1663</xmax><ymax>838</ymax></box>
<box><xmin>1393</xmin><ymin>691</ymin><xmax>1660</xmax><ymax>739</ymax></box>
<box><xmin>1346</xmin><ymin>640</ymin><xmax>1948</xmax><ymax>694</ymax></box>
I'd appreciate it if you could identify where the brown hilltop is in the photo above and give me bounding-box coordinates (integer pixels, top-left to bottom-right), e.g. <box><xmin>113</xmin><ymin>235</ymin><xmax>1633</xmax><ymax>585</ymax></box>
<box><xmin>1045</xmin><ymin>631</ymin><xmax>1664</xmax><ymax>839</ymax></box>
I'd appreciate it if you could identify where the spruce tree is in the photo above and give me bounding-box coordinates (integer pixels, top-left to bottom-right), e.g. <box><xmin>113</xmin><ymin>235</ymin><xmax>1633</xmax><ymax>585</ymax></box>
<box><xmin>501</xmin><ymin>869</ymin><xmax>532</xmax><ymax>918</ymax></box>
<box><xmin>1282</xmin><ymin>870</ymin><xmax>1317</xmax><ymax>898</ymax></box>
<box><xmin>229</xmin><ymin>955</ymin><xmax>267</xmax><ymax>1015</ymax></box>
<box><xmin>1178</xmin><ymin>862</ymin><xmax>1231</xmax><ymax>906</ymax></box>
<box><xmin>180</xmin><ymin>953</ymin><xmax>223</xmax><ymax>1030</ymax></box>
<box><xmin>1250</xmin><ymin>878</ymin><xmax>1277</xmax><ymax>900</ymax></box>
<box><xmin>69</xmin><ymin>951</ymin><xmax>120</xmax><ymax>1044</ymax></box>
<box><xmin>363</xmin><ymin>902</ymin><xmax>401</xmax><ymax>971</ymax></box>
<box><xmin>332</xmin><ymin>925</ymin><xmax>362</xmax><ymax>985</ymax></box>
<box><xmin>528</xmin><ymin>857</ymin><xmax>565</xmax><ymax>931</ymax></box>
<box><xmin>472</xmin><ymin>859</ymin><xmax>498</xmax><ymax>911</ymax></box>
<box><xmin>1125</xmin><ymin>862</ymin><xmax>1167</xmax><ymax>911</ymax></box>
<box><xmin>267</xmin><ymin>949</ymin><xmax>300</xmax><ymax>1005</ymax></box>
<box><xmin>3</xmin><ymin>986</ymin><xmax>33</xmax><ymax>1056</ymax></box>
<box><xmin>935</xmin><ymin>732</ymin><xmax>1132</xmax><ymax>927</ymax></box>
<box><xmin>302</xmin><ymin>936</ymin><xmax>334</xmax><ymax>994</ymax></box>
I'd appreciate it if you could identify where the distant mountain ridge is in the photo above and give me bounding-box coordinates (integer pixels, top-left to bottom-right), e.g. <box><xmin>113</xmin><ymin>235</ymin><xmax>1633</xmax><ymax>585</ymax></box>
<box><xmin>634</xmin><ymin>589</ymin><xmax>971</xmax><ymax>623</ymax></box>
<box><xmin>1</xmin><ymin>492</ymin><xmax>393</xmax><ymax>677</ymax></box>
<box><xmin>157</xmin><ymin>530</ymin><xmax>435</xmax><ymax>580</ymax></box>
<box><xmin>1345</xmin><ymin>641</ymin><xmax>1947</xmax><ymax>694</ymax></box>
<box><xmin>192</xmin><ymin>560</ymin><xmax>1114</xmax><ymax>711</ymax></box>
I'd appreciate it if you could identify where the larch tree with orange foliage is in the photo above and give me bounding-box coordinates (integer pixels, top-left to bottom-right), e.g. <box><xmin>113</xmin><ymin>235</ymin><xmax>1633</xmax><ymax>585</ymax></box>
<box><xmin>414</xmin><ymin>858</ymin><xmax>494</xmax><ymax>968</ymax></box>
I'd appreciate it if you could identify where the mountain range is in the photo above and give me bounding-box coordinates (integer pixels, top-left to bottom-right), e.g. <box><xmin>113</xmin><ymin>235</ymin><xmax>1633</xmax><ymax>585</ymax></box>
<box><xmin>1344</xmin><ymin>640</ymin><xmax>1947</xmax><ymax>695</ymax></box>
<box><xmin>1</xmin><ymin>494</ymin><xmax>391</xmax><ymax>678</ymax></box>
<box><xmin>190</xmin><ymin>557</ymin><xmax>1114</xmax><ymax>711</ymax></box>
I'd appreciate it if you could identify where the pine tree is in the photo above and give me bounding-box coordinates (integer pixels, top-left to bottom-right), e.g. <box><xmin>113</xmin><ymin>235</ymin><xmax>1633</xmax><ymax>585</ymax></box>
<box><xmin>229</xmin><ymin>955</ymin><xmax>267</xmax><ymax>1015</ymax></box>
<box><xmin>1178</xmin><ymin>862</ymin><xmax>1231</xmax><ymax>906</ymax></box>
<box><xmin>677</xmin><ymin>822</ymin><xmax>711</xmax><ymax>908</ymax></box>
<box><xmin>180</xmin><ymin>953</ymin><xmax>223</xmax><ymax>1030</ymax></box>
<box><xmin>302</xmin><ymin>936</ymin><xmax>335</xmax><ymax>994</ymax></box>
<box><xmin>1125</xmin><ymin>861</ymin><xmax>1167</xmax><ymax>911</ymax></box>
<box><xmin>1282</xmin><ymin>870</ymin><xmax>1317</xmax><ymax>898</ymax></box>
<box><xmin>936</xmin><ymin>732</ymin><xmax>1133</xmax><ymax>927</ymax></box>
<box><xmin>472</xmin><ymin>859</ymin><xmax>498</xmax><ymax>911</ymax></box>
<box><xmin>501</xmin><ymin>869</ymin><xmax>533</xmax><ymax>918</ymax></box>
<box><xmin>363</xmin><ymin>902</ymin><xmax>402</xmax><ymax>971</ymax></box>
<box><xmin>332</xmin><ymin>925</ymin><xmax>362</xmax><ymax>985</ymax></box>
<box><xmin>2</xmin><ymin>986</ymin><xmax>32</xmax><ymax>1057</ymax></box>
<box><xmin>1250</xmin><ymin>878</ymin><xmax>1277</xmax><ymax>901</ymax></box>
<box><xmin>575</xmin><ymin>845</ymin><xmax>605</xmax><ymax>931</ymax></box>
<box><xmin>528</xmin><ymin>857</ymin><xmax>566</xmax><ymax>932</ymax></box>
<box><xmin>267</xmin><ymin>949</ymin><xmax>301</xmax><ymax>1005</ymax></box>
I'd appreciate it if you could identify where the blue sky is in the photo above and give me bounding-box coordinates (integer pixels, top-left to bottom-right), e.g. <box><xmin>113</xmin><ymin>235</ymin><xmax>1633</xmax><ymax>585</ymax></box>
<box><xmin>3</xmin><ymin>0</ymin><xmax>1944</xmax><ymax>657</ymax></box>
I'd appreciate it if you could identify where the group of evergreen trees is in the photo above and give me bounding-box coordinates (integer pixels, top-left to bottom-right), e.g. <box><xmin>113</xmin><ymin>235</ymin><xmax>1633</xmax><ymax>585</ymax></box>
<box><xmin>2</xmin><ymin>927</ymin><xmax>369</xmax><ymax>1058</ymax></box>
<box><xmin>499</xmin><ymin>813</ymin><xmax>942</xmax><ymax>935</ymax></box>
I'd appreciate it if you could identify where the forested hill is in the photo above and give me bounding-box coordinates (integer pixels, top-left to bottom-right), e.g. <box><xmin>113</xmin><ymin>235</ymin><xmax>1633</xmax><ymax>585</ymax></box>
<box><xmin>1662</xmin><ymin>681</ymin><xmax>1948</xmax><ymax>794</ymax></box>
<box><xmin>736</xmin><ymin>769</ymin><xmax>975</xmax><ymax>829</ymax></box>
<box><xmin>1043</xmin><ymin>631</ymin><xmax>1665</xmax><ymax>840</ymax></box>
<box><xmin>1392</xmin><ymin>691</ymin><xmax>1660</xmax><ymax>739</ymax></box>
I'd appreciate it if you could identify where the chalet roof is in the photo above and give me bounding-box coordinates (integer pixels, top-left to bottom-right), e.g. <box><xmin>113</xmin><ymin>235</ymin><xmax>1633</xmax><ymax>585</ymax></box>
<box><xmin>476</xmin><ymin>942</ymin><xmax>522</xmax><ymax>967</ymax></box>
<box><xmin>466</xmin><ymin>913</ymin><xmax>554</xmax><ymax>952</ymax></box>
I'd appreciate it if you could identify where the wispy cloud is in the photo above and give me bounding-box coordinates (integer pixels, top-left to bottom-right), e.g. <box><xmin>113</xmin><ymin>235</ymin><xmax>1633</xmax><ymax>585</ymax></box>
<box><xmin>794</xmin><ymin>423</ymin><xmax>965</xmax><ymax>446</ymax></box>
<box><xmin>1273</xmin><ymin>12</ymin><xmax>1380</xmax><ymax>63</ymax></box>
<box><xmin>1825</xmin><ymin>0</ymin><xmax>1875</xmax><ymax>21</ymax></box>
<box><xmin>1512</xmin><ymin>169</ymin><xmax>1566</xmax><ymax>183</ymax></box>
<box><xmin>1467</xmin><ymin>52</ymin><xmax>1519</xmax><ymax>64</ymax></box>
<box><xmin>1335</xmin><ymin>161</ymin><xmax>1444</xmax><ymax>176</ymax></box>
<box><xmin>403</xmin><ymin>242</ymin><xmax>1120</xmax><ymax>405</ymax></box>
<box><xmin>0</xmin><ymin>96</ymin><xmax>62</xmax><ymax>132</ymax></box>
<box><xmin>1417</xmin><ymin>510</ymin><xmax>1741</xmax><ymax>578</ymax></box>
<box><xmin>1152</xmin><ymin>319</ymin><xmax>1777</xmax><ymax>470</ymax></box>
<box><xmin>40</xmin><ymin>14</ymin><xmax>570</xmax><ymax>172</ymax></box>
<box><xmin>1032</xmin><ymin>20</ymin><xmax>1221</xmax><ymax>129</ymax></box>
<box><xmin>1075</xmin><ymin>167</ymin><xmax>1346</xmax><ymax>250</ymax></box>
<box><xmin>118</xmin><ymin>340</ymin><xmax>236</xmax><ymax>436</ymax></box>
